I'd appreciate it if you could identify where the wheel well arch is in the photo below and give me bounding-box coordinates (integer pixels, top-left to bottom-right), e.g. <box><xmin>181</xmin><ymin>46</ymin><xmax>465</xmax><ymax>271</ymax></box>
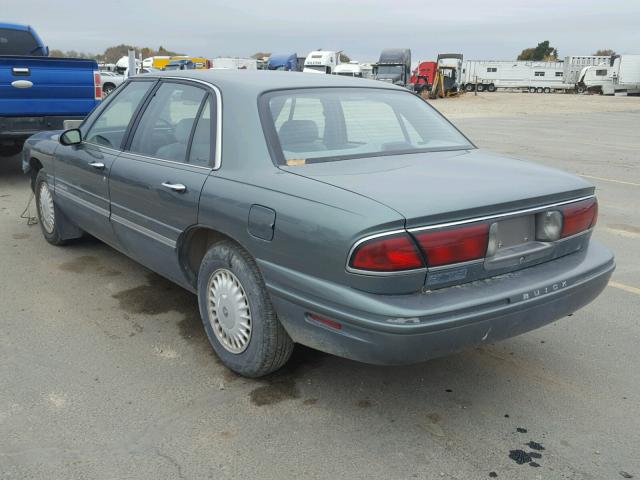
<box><xmin>177</xmin><ymin>226</ymin><xmax>251</xmax><ymax>289</ymax></box>
<box><xmin>29</xmin><ymin>157</ymin><xmax>44</xmax><ymax>191</ymax></box>
<box><xmin>103</xmin><ymin>82</ymin><xmax>116</xmax><ymax>89</ymax></box>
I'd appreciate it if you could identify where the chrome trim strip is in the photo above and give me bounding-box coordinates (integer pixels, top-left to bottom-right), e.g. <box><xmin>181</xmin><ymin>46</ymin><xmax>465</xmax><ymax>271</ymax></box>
<box><xmin>408</xmin><ymin>195</ymin><xmax>595</xmax><ymax>233</ymax></box>
<box><xmin>55</xmin><ymin>186</ymin><xmax>110</xmax><ymax>218</ymax></box>
<box><xmin>345</xmin><ymin>195</ymin><xmax>595</xmax><ymax>276</ymax></box>
<box><xmin>427</xmin><ymin>258</ymin><xmax>484</xmax><ymax>272</ymax></box>
<box><xmin>110</xmin><ymin>213</ymin><xmax>176</xmax><ymax>248</ymax></box>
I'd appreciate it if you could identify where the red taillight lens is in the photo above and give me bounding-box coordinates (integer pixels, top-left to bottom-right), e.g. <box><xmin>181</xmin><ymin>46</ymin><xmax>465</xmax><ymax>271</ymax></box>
<box><xmin>349</xmin><ymin>233</ymin><xmax>424</xmax><ymax>272</ymax></box>
<box><xmin>561</xmin><ymin>198</ymin><xmax>598</xmax><ymax>238</ymax></box>
<box><xmin>413</xmin><ymin>223</ymin><xmax>489</xmax><ymax>267</ymax></box>
<box><xmin>93</xmin><ymin>71</ymin><xmax>102</xmax><ymax>99</ymax></box>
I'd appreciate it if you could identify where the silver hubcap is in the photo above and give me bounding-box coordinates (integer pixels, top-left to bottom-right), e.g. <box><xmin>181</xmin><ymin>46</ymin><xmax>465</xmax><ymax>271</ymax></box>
<box><xmin>38</xmin><ymin>181</ymin><xmax>55</xmax><ymax>234</ymax></box>
<box><xmin>207</xmin><ymin>269</ymin><xmax>252</xmax><ymax>354</ymax></box>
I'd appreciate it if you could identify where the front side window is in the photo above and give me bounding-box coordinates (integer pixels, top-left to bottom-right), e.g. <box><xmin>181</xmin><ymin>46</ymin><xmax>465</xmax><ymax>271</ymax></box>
<box><xmin>84</xmin><ymin>81</ymin><xmax>153</xmax><ymax>149</ymax></box>
<box><xmin>596</xmin><ymin>69</ymin><xmax>607</xmax><ymax>76</ymax></box>
<box><xmin>129</xmin><ymin>82</ymin><xmax>207</xmax><ymax>162</ymax></box>
<box><xmin>265</xmin><ymin>88</ymin><xmax>473</xmax><ymax>165</ymax></box>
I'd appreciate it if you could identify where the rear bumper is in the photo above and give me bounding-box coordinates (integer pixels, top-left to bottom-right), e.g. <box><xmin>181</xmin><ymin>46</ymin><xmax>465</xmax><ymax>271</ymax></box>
<box><xmin>261</xmin><ymin>241</ymin><xmax>615</xmax><ymax>365</ymax></box>
<box><xmin>0</xmin><ymin>116</ymin><xmax>84</xmax><ymax>143</ymax></box>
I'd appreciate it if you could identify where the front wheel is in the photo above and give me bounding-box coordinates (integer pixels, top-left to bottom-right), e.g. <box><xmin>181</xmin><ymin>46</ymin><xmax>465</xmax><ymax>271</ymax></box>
<box><xmin>35</xmin><ymin>170</ymin><xmax>67</xmax><ymax>245</ymax></box>
<box><xmin>197</xmin><ymin>241</ymin><xmax>294</xmax><ymax>377</ymax></box>
<box><xmin>487</xmin><ymin>84</ymin><xmax>496</xmax><ymax>92</ymax></box>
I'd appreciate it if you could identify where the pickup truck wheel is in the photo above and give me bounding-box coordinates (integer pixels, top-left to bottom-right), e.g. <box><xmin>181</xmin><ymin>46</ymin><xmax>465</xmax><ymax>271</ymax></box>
<box><xmin>103</xmin><ymin>83</ymin><xmax>116</xmax><ymax>96</ymax></box>
<box><xmin>197</xmin><ymin>241</ymin><xmax>294</xmax><ymax>377</ymax></box>
<box><xmin>35</xmin><ymin>170</ymin><xmax>66</xmax><ymax>245</ymax></box>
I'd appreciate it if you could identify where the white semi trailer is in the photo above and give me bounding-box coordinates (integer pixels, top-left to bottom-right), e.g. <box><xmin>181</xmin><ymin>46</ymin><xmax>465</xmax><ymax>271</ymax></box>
<box><xmin>577</xmin><ymin>55</ymin><xmax>640</xmax><ymax>95</ymax></box>
<box><xmin>461</xmin><ymin>60</ymin><xmax>570</xmax><ymax>93</ymax></box>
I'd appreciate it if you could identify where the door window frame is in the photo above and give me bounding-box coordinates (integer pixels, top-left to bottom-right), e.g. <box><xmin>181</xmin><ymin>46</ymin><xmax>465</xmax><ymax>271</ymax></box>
<box><xmin>121</xmin><ymin>78</ymin><xmax>219</xmax><ymax>170</ymax></box>
<box><xmin>80</xmin><ymin>78</ymin><xmax>159</xmax><ymax>152</ymax></box>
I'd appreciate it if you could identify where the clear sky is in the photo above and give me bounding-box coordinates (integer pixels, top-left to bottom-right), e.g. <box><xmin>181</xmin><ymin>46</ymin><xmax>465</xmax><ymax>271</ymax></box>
<box><xmin>3</xmin><ymin>0</ymin><xmax>639</xmax><ymax>62</ymax></box>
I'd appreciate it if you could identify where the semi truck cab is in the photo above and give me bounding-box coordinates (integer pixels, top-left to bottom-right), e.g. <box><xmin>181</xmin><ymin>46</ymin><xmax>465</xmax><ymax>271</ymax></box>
<box><xmin>303</xmin><ymin>50</ymin><xmax>339</xmax><ymax>74</ymax></box>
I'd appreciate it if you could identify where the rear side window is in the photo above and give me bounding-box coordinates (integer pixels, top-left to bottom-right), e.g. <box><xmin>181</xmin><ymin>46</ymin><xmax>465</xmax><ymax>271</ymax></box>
<box><xmin>128</xmin><ymin>82</ymin><xmax>207</xmax><ymax>163</ymax></box>
<box><xmin>84</xmin><ymin>81</ymin><xmax>153</xmax><ymax>149</ymax></box>
<box><xmin>188</xmin><ymin>99</ymin><xmax>213</xmax><ymax>166</ymax></box>
<box><xmin>264</xmin><ymin>88</ymin><xmax>472</xmax><ymax>165</ymax></box>
<box><xmin>0</xmin><ymin>28</ymin><xmax>42</xmax><ymax>56</ymax></box>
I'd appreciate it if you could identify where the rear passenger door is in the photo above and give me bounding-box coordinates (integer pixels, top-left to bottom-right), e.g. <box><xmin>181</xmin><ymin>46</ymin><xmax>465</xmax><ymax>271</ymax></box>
<box><xmin>108</xmin><ymin>80</ymin><xmax>215</xmax><ymax>286</ymax></box>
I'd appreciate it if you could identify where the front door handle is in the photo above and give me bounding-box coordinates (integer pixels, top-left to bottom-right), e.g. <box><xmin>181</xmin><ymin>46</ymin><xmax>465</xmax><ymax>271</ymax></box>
<box><xmin>161</xmin><ymin>182</ymin><xmax>187</xmax><ymax>193</ymax></box>
<box><xmin>89</xmin><ymin>162</ymin><xmax>105</xmax><ymax>169</ymax></box>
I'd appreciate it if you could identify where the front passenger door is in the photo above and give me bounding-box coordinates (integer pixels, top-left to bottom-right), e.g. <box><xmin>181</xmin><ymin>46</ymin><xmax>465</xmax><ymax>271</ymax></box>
<box><xmin>109</xmin><ymin>81</ymin><xmax>215</xmax><ymax>286</ymax></box>
<box><xmin>54</xmin><ymin>80</ymin><xmax>155</xmax><ymax>245</ymax></box>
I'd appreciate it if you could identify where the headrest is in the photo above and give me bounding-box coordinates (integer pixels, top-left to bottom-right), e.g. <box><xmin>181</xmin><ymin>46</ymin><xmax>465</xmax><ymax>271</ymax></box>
<box><xmin>174</xmin><ymin>118</ymin><xmax>194</xmax><ymax>143</ymax></box>
<box><xmin>278</xmin><ymin>120</ymin><xmax>319</xmax><ymax>146</ymax></box>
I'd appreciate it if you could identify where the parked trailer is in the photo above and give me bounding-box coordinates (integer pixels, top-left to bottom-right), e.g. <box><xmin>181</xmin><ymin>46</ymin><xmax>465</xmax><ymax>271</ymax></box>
<box><xmin>211</xmin><ymin>57</ymin><xmax>257</xmax><ymax>70</ymax></box>
<box><xmin>461</xmin><ymin>60</ymin><xmax>574</xmax><ymax>93</ymax></box>
<box><xmin>578</xmin><ymin>54</ymin><xmax>640</xmax><ymax>95</ymax></box>
<box><xmin>563</xmin><ymin>55</ymin><xmax>610</xmax><ymax>92</ymax></box>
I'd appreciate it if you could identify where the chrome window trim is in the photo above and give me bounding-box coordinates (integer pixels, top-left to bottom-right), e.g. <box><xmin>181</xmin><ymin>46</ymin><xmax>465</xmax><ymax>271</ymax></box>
<box><xmin>345</xmin><ymin>195</ymin><xmax>596</xmax><ymax>276</ymax></box>
<box><xmin>119</xmin><ymin>150</ymin><xmax>213</xmax><ymax>171</ymax></box>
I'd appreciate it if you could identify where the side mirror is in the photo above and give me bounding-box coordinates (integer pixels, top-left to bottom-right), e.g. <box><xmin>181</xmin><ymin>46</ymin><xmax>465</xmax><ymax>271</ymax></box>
<box><xmin>59</xmin><ymin>128</ymin><xmax>82</xmax><ymax>146</ymax></box>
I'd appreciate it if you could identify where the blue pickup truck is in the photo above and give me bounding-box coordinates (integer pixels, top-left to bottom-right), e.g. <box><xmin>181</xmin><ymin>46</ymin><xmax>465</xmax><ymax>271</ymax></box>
<box><xmin>0</xmin><ymin>22</ymin><xmax>101</xmax><ymax>157</ymax></box>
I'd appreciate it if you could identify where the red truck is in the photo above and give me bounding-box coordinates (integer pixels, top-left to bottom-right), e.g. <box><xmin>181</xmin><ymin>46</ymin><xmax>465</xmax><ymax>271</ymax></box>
<box><xmin>410</xmin><ymin>61</ymin><xmax>437</xmax><ymax>93</ymax></box>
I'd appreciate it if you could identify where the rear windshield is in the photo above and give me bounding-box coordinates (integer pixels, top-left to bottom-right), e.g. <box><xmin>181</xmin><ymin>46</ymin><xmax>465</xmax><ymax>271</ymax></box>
<box><xmin>0</xmin><ymin>28</ymin><xmax>43</xmax><ymax>56</ymax></box>
<box><xmin>265</xmin><ymin>88</ymin><xmax>473</xmax><ymax>165</ymax></box>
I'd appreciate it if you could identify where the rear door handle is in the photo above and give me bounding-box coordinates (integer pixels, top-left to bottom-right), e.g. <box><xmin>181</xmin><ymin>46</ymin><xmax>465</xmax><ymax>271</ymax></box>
<box><xmin>89</xmin><ymin>162</ymin><xmax>105</xmax><ymax>169</ymax></box>
<box><xmin>161</xmin><ymin>182</ymin><xmax>187</xmax><ymax>193</ymax></box>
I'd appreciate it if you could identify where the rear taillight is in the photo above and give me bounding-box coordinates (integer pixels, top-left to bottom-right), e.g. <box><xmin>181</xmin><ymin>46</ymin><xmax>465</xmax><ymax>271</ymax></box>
<box><xmin>561</xmin><ymin>198</ymin><xmax>598</xmax><ymax>237</ymax></box>
<box><xmin>349</xmin><ymin>233</ymin><xmax>424</xmax><ymax>272</ymax></box>
<box><xmin>412</xmin><ymin>223</ymin><xmax>489</xmax><ymax>267</ymax></box>
<box><xmin>93</xmin><ymin>71</ymin><xmax>102</xmax><ymax>100</ymax></box>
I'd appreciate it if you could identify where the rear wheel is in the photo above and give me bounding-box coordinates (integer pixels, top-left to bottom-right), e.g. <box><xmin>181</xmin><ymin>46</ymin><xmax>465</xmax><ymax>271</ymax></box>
<box><xmin>577</xmin><ymin>85</ymin><xmax>586</xmax><ymax>94</ymax></box>
<box><xmin>536</xmin><ymin>87</ymin><xmax>544</xmax><ymax>93</ymax></box>
<box><xmin>476</xmin><ymin>84</ymin><xmax>485</xmax><ymax>92</ymax></box>
<box><xmin>528</xmin><ymin>87</ymin><xmax>536</xmax><ymax>93</ymax></box>
<box><xmin>197</xmin><ymin>241</ymin><xmax>294</xmax><ymax>377</ymax></box>
<box><xmin>487</xmin><ymin>84</ymin><xmax>496</xmax><ymax>92</ymax></box>
<box><xmin>35</xmin><ymin>170</ymin><xmax>66</xmax><ymax>245</ymax></box>
<box><xmin>543</xmin><ymin>87</ymin><xmax>551</xmax><ymax>94</ymax></box>
<box><xmin>103</xmin><ymin>83</ymin><xmax>116</xmax><ymax>96</ymax></box>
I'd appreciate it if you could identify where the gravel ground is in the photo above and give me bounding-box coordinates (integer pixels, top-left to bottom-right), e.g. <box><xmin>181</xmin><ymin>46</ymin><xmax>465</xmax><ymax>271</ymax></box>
<box><xmin>1</xmin><ymin>92</ymin><xmax>639</xmax><ymax>480</ymax></box>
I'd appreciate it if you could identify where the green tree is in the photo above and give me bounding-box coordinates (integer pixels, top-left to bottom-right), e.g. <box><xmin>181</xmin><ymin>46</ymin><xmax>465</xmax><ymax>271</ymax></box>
<box><xmin>517</xmin><ymin>41</ymin><xmax>558</xmax><ymax>61</ymax></box>
<box><xmin>593</xmin><ymin>49</ymin><xmax>615</xmax><ymax>56</ymax></box>
<box><xmin>338</xmin><ymin>52</ymin><xmax>350</xmax><ymax>63</ymax></box>
<box><xmin>251</xmin><ymin>51</ymin><xmax>271</xmax><ymax>60</ymax></box>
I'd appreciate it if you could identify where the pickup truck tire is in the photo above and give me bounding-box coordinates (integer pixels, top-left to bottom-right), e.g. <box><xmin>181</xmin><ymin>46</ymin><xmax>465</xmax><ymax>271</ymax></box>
<box><xmin>197</xmin><ymin>240</ymin><xmax>294</xmax><ymax>377</ymax></box>
<box><xmin>35</xmin><ymin>170</ymin><xmax>67</xmax><ymax>245</ymax></box>
<box><xmin>103</xmin><ymin>83</ymin><xmax>116</xmax><ymax>96</ymax></box>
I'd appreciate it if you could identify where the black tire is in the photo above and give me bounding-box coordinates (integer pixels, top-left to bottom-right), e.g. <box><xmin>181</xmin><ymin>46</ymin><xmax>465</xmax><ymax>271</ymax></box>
<box><xmin>464</xmin><ymin>83</ymin><xmax>475</xmax><ymax>92</ymax></box>
<box><xmin>577</xmin><ymin>85</ymin><xmax>586</xmax><ymax>94</ymax></box>
<box><xmin>543</xmin><ymin>87</ymin><xmax>551</xmax><ymax>94</ymax></box>
<box><xmin>528</xmin><ymin>87</ymin><xmax>536</xmax><ymax>93</ymax></box>
<box><xmin>487</xmin><ymin>84</ymin><xmax>496</xmax><ymax>92</ymax></box>
<box><xmin>103</xmin><ymin>83</ymin><xmax>116</xmax><ymax>96</ymax></box>
<box><xmin>34</xmin><ymin>170</ymin><xmax>67</xmax><ymax>246</ymax></box>
<box><xmin>0</xmin><ymin>143</ymin><xmax>23</xmax><ymax>157</ymax></box>
<box><xmin>536</xmin><ymin>87</ymin><xmax>544</xmax><ymax>93</ymax></box>
<box><xmin>476</xmin><ymin>84</ymin><xmax>485</xmax><ymax>92</ymax></box>
<box><xmin>197</xmin><ymin>240</ymin><xmax>294</xmax><ymax>377</ymax></box>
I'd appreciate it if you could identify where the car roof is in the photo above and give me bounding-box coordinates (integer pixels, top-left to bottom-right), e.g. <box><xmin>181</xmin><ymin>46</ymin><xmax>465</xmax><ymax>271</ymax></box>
<box><xmin>137</xmin><ymin>69</ymin><xmax>402</xmax><ymax>96</ymax></box>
